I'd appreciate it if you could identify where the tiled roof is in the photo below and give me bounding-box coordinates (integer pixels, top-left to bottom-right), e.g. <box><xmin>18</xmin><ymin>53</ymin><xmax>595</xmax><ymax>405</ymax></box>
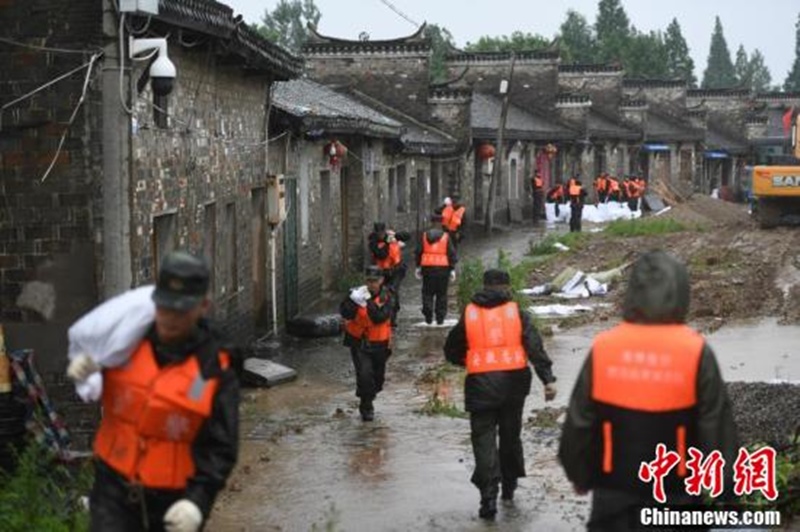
<box><xmin>687</xmin><ymin>88</ymin><xmax>750</xmax><ymax>99</ymax></box>
<box><xmin>644</xmin><ymin>109</ymin><xmax>704</xmax><ymax>142</ymax></box>
<box><xmin>272</xmin><ymin>79</ymin><xmax>402</xmax><ymax>137</ymax></box>
<box><xmin>587</xmin><ymin>109</ymin><xmax>639</xmax><ymax>140</ymax></box>
<box><xmin>559</xmin><ymin>64</ymin><xmax>623</xmax><ymax>74</ymax></box>
<box><xmin>156</xmin><ymin>0</ymin><xmax>302</xmax><ymax>79</ymax></box>
<box><xmin>705</xmin><ymin>119</ymin><xmax>748</xmax><ymax>153</ymax></box>
<box><xmin>302</xmin><ymin>23</ymin><xmax>430</xmax><ymax>54</ymax></box>
<box><xmin>471</xmin><ymin>93</ymin><xmax>576</xmax><ymax>140</ymax></box>
<box><xmin>623</xmin><ymin>79</ymin><xmax>687</xmax><ymax>89</ymax></box>
<box><xmin>446</xmin><ymin>50</ymin><xmax>559</xmax><ymax>63</ymax></box>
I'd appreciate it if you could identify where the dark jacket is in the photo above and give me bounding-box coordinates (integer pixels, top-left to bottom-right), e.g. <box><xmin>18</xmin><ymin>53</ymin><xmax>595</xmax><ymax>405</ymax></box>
<box><xmin>443</xmin><ymin>288</ymin><xmax>555</xmax><ymax>412</ymax></box>
<box><xmin>133</xmin><ymin>321</ymin><xmax>240</xmax><ymax>517</ymax></box>
<box><xmin>368</xmin><ymin>232</ymin><xmax>389</xmax><ymax>261</ymax></box>
<box><xmin>414</xmin><ymin>228</ymin><xmax>457</xmax><ymax>275</ymax></box>
<box><xmin>339</xmin><ymin>286</ymin><xmax>394</xmax><ymax>347</ymax></box>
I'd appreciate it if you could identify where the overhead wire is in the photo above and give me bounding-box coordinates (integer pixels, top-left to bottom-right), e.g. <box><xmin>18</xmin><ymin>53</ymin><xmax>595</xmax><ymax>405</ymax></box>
<box><xmin>376</xmin><ymin>0</ymin><xmax>420</xmax><ymax>28</ymax></box>
<box><xmin>0</xmin><ymin>35</ymin><xmax>100</xmax><ymax>55</ymax></box>
<box><xmin>41</xmin><ymin>52</ymin><xmax>103</xmax><ymax>183</ymax></box>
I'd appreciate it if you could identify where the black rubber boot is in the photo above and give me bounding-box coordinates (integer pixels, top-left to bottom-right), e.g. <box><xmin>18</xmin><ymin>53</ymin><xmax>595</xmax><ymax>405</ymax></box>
<box><xmin>359</xmin><ymin>398</ymin><xmax>374</xmax><ymax>422</ymax></box>
<box><xmin>478</xmin><ymin>496</ymin><xmax>497</xmax><ymax>520</ymax></box>
<box><xmin>501</xmin><ymin>479</ymin><xmax>517</xmax><ymax>501</ymax></box>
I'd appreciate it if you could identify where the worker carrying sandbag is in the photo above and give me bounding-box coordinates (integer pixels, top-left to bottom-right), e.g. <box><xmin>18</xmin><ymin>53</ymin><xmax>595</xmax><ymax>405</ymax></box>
<box><xmin>67</xmin><ymin>251</ymin><xmax>240</xmax><ymax>532</ymax></box>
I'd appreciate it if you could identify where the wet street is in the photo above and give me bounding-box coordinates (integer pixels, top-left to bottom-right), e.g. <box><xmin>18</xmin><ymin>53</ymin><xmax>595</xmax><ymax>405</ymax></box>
<box><xmin>208</xmin><ymin>224</ymin><xmax>800</xmax><ymax>531</ymax></box>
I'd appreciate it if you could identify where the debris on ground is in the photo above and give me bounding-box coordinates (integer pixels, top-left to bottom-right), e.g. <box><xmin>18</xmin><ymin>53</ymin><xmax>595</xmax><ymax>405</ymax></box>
<box><xmin>727</xmin><ymin>382</ymin><xmax>800</xmax><ymax>447</ymax></box>
<box><xmin>242</xmin><ymin>358</ymin><xmax>297</xmax><ymax>387</ymax></box>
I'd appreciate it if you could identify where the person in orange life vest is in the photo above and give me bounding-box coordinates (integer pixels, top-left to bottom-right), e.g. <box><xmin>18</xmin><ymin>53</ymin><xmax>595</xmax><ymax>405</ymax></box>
<box><xmin>531</xmin><ymin>172</ymin><xmax>545</xmax><ymax>223</ymax></box>
<box><xmin>545</xmin><ymin>183</ymin><xmax>566</xmax><ymax>218</ymax></box>
<box><xmin>622</xmin><ymin>176</ymin><xmax>640</xmax><ymax>212</ymax></box>
<box><xmin>594</xmin><ymin>172</ymin><xmax>609</xmax><ymax>204</ymax></box>
<box><xmin>558</xmin><ymin>251</ymin><xmax>739</xmax><ymax>532</ymax></box>
<box><xmin>415</xmin><ymin>215</ymin><xmax>458</xmax><ymax>325</ymax></box>
<box><xmin>444</xmin><ymin>269</ymin><xmax>557</xmax><ymax>520</ymax></box>
<box><xmin>66</xmin><ymin>251</ymin><xmax>240</xmax><ymax>532</ymax></box>
<box><xmin>368</xmin><ymin>222</ymin><xmax>409</xmax><ymax>327</ymax></box>
<box><xmin>339</xmin><ymin>265</ymin><xmax>394</xmax><ymax>421</ymax></box>
<box><xmin>568</xmin><ymin>178</ymin><xmax>587</xmax><ymax>233</ymax></box>
<box><xmin>606</xmin><ymin>175</ymin><xmax>621</xmax><ymax>202</ymax></box>
<box><xmin>436</xmin><ymin>196</ymin><xmax>467</xmax><ymax>246</ymax></box>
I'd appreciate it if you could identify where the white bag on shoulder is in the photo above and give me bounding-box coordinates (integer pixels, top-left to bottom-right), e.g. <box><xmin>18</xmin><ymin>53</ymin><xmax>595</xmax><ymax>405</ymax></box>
<box><xmin>67</xmin><ymin>285</ymin><xmax>156</xmax><ymax>401</ymax></box>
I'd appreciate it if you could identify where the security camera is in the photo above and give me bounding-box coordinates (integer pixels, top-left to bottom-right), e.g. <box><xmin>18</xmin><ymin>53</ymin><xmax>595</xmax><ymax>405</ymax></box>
<box><xmin>129</xmin><ymin>37</ymin><xmax>176</xmax><ymax>96</ymax></box>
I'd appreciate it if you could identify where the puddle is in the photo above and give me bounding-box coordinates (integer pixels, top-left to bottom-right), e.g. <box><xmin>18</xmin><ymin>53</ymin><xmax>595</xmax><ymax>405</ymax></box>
<box><xmin>707</xmin><ymin>317</ymin><xmax>800</xmax><ymax>382</ymax></box>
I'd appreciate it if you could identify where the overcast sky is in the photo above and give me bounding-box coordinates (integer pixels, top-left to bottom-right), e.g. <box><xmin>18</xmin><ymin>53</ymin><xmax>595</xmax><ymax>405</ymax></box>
<box><xmin>224</xmin><ymin>0</ymin><xmax>798</xmax><ymax>85</ymax></box>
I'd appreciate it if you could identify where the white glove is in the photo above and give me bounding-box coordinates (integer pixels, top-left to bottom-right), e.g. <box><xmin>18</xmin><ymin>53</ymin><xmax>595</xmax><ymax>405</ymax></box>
<box><xmin>164</xmin><ymin>499</ymin><xmax>203</xmax><ymax>532</ymax></box>
<box><xmin>349</xmin><ymin>285</ymin><xmax>370</xmax><ymax>307</ymax></box>
<box><xmin>449</xmin><ymin>270</ymin><xmax>456</xmax><ymax>282</ymax></box>
<box><xmin>544</xmin><ymin>383</ymin><xmax>557</xmax><ymax>402</ymax></box>
<box><xmin>415</xmin><ymin>267</ymin><xmax>422</xmax><ymax>280</ymax></box>
<box><xmin>66</xmin><ymin>354</ymin><xmax>101</xmax><ymax>382</ymax></box>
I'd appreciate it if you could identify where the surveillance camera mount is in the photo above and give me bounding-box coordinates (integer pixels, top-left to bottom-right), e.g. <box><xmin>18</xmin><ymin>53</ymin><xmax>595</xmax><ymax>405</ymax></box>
<box><xmin>129</xmin><ymin>37</ymin><xmax>168</xmax><ymax>60</ymax></box>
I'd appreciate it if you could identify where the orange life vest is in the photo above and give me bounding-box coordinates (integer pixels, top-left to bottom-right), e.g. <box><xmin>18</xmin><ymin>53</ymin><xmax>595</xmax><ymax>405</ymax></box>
<box><xmin>420</xmin><ymin>232</ymin><xmax>450</xmax><ymax>267</ymax></box>
<box><xmin>375</xmin><ymin>240</ymin><xmax>402</xmax><ymax>270</ymax></box>
<box><xmin>608</xmin><ymin>178</ymin><xmax>620</xmax><ymax>193</ymax></box>
<box><xmin>595</xmin><ymin>176</ymin><xmax>608</xmax><ymax>192</ymax></box>
<box><xmin>94</xmin><ymin>340</ymin><xmax>229</xmax><ymax>490</ymax></box>
<box><xmin>547</xmin><ymin>186</ymin><xmax>563</xmax><ymax>201</ymax></box>
<box><xmin>343</xmin><ymin>293</ymin><xmax>392</xmax><ymax>343</ymax></box>
<box><xmin>533</xmin><ymin>176</ymin><xmax>543</xmax><ymax>189</ymax></box>
<box><xmin>441</xmin><ymin>204</ymin><xmax>454</xmax><ymax>228</ymax></box>
<box><xmin>569</xmin><ymin>183</ymin><xmax>582</xmax><ymax>197</ymax></box>
<box><xmin>445</xmin><ymin>206</ymin><xmax>465</xmax><ymax>232</ymax></box>
<box><xmin>464</xmin><ymin>302</ymin><xmax>527</xmax><ymax>374</ymax></box>
<box><xmin>591</xmin><ymin>322</ymin><xmax>703</xmax><ymax>493</ymax></box>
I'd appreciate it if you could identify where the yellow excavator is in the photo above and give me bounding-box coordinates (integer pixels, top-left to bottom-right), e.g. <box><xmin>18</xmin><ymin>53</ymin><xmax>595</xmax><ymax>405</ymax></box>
<box><xmin>751</xmin><ymin>109</ymin><xmax>800</xmax><ymax>228</ymax></box>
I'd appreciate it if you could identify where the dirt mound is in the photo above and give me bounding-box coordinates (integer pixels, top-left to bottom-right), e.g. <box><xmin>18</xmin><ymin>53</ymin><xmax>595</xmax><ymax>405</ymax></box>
<box><xmin>727</xmin><ymin>382</ymin><xmax>800</xmax><ymax>447</ymax></box>
<box><xmin>658</xmin><ymin>195</ymin><xmax>753</xmax><ymax>228</ymax></box>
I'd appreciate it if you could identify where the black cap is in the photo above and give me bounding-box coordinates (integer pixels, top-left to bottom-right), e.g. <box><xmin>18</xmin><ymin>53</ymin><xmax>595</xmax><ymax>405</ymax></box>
<box><xmin>152</xmin><ymin>251</ymin><xmax>210</xmax><ymax>311</ymax></box>
<box><xmin>483</xmin><ymin>269</ymin><xmax>511</xmax><ymax>287</ymax></box>
<box><xmin>364</xmin><ymin>265</ymin><xmax>384</xmax><ymax>280</ymax></box>
<box><xmin>373</xmin><ymin>222</ymin><xmax>386</xmax><ymax>233</ymax></box>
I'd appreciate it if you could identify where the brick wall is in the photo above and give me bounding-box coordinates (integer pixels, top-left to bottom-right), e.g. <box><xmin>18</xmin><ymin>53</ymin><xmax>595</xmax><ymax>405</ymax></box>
<box><xmin>129</xmin><ymin>43</ymin><xmax>270</xmax><ymax>341</ymax></box>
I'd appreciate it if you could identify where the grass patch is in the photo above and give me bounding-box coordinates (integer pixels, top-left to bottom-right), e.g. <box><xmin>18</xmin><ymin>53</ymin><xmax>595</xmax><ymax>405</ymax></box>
<box><xmin>603</xmin><ymin>217</ymin><xmax>690</xmax><ymax>237</ymax></box>
<box><xmin>418</xmin><ymin>392</ymin><xmax>468</xmax><ymax>419</ymax></box>
<box><xmin>0</xmin><ymin>444</ymin><xmax>92</xmax><ymax>532</ymax></box>
<box><xmin>417</xmin><ymin>362</ymin><xmax>462</xmax><ymax>385</ymax></box>
<box><xmin>528</xmin><ymin>232</ymin><xmax>589</xmax><ymax>256</ymax></box>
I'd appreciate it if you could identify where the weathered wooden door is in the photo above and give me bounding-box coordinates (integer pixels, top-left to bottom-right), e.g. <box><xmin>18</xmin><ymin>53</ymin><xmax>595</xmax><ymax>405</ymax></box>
<box><xmin>283</xmin><ymin>177</ymin><xmax>299</xmax><ymax>318</ymax></box>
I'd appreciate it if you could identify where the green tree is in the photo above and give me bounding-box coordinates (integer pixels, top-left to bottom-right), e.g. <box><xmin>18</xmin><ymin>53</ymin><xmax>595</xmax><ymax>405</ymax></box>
<box><xmin>702</xmin><ymin>16</ymin><xmax>736</xmax><ymax>89</ymax></box>
<box><xmin>664</xmin><ymin>18</ymin><xmax>696</xmax><ymax>85</ymax></box>
<box><xmin>558</xmin><ymin>10</ymin><xmax>596</xmax><ymax>63</ymax></box>
<box><xmin>464</xmin><ymin>31</ymin><xmax>549</xmax><ymax>52</ymax></box>
<box><xmin>734</xmin><ymin>44</ymin><xmax>750</xmax><ymax>88</ymax></box>
<box><xmin>625</xmin><ymin>30</ymin><xmax>669</xmax><ymax>78</ymax></box>
<box><xmin>594</xmin><ymin>0</ymin><xmax>632</xmax><ymax>63</ymax></box>
<box><xmin>785</xmin><ymin>13</ymin><xmax>800</xmax><ymax>91</ymax></box>
<box><xmin>426</xmin><ymin>24</ymin><xmax>456</xmax><ymax>84</ymax></box>
<box><xmin>256</xmin><ymin>0</ymin><xmax>321</xmax><ymax>53</ymax></box>
<box><xmin>748</xmin><ymin>49</ymin><xmax>772</xmax><ymax>92</ymax></box>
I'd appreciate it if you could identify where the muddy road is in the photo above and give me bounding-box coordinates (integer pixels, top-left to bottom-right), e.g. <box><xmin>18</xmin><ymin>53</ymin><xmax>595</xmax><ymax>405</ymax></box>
<box><xmin>209</xmin><ymin>201</ymin><xmax>800</xmax><ymax>531</ymax></box>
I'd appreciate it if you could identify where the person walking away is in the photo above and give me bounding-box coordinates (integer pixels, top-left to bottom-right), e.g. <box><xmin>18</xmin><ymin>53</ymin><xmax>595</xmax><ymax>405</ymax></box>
<box><xmin>370</xmin><ymin>222</ymin><xmax>408</xmax><ymax>327</ymax></box>
<box><xmin>439</xmin><ymin>196</ymin><xmax>466</xmax><ymax>247</ymax></box>
<box><xmin>569</xmin><ymin>178</ymin><xmax>587</xmax><ymax>232</ymax></box>
<box><xmin>415</xmin><ymin>216</ymin><xmax>457</xmax><ymax>325</ymax></box>
<box><xmin>532</xmin><ymin>172</ymin><xmax>545</xmax><ymax>223</ymax></box>
<box><xmin>444</xmin><ymin>269</ymin><xmax>557</xmax><ymax>520</ymax></box>
<box><xmin>340</xmin><ymin>266</ymin><xmax>394</xmax><ymax>421</ymax></box>
<box><xmin>558</xmin><ymin>250</ymin><xmax>739</xmax><ymax>531</ymax></box>
<box><xmin>67</xmin><ymin>251</ymin><xmax>240</xmax><ymax>532</ymax></box>
<box><xmin>606</xmin><ymin>175</ymin><xmax>621</xmax><ymax>202</ymax></box>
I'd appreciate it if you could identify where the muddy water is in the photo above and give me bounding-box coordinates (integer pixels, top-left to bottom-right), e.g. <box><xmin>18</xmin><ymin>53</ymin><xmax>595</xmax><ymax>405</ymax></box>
<box><xmin>208</xmin><ymin>226</ymin><xmax>800</xmax><ymax>531</ymax></box>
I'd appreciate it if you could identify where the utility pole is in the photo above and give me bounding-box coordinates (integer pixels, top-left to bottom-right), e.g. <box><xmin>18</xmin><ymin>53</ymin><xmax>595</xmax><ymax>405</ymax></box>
<box><xmin>484</xmin><ymin>53</ymin><xmax>516</xmax><ymax>233</ymax></box>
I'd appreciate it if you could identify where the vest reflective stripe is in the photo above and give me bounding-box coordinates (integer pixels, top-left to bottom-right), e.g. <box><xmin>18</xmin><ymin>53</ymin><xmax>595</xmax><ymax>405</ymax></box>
<box><xmin>375</xmin><ymin>241</ymin><xmax>401</xmax><ymax>270</ymax></box>
<box><xmin>445</xmin><ymin>206</ymin><xmax>465</xmax><ymax>232</ymax></box>
<box><xmin>592</xmin><ymin>322</ymin><xmax>702</xmax><ymax>411</ymax></box>
<box><xmin>464</xmin><ymin>302</ymin><xmax>527</xmax><ymax>374</ymax></box>
<box><xmin>94</xmin><ymin>341</ymin><xmax>227</xmax><ymax>490</ymax></box>
<box><xmin>569</xmin><ymin>184</ymin><xmax>581</xmax><ymax>196</ymax></box>
<box><xmin>420</xmin><ymin>233</ymin><xmax>450</xmax><ymax>267</ymax></box>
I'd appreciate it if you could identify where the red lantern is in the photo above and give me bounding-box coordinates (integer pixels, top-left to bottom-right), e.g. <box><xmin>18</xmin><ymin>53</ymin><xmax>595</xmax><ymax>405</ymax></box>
<box><xmin>476</xmin><ymin>143</ymin><xmax>496</xmax><ymax>161</ymax></box>
<box><xmin>323</xmin><ymin>140</ymin><xmax>348</xmax><ymax>169</ymax></box>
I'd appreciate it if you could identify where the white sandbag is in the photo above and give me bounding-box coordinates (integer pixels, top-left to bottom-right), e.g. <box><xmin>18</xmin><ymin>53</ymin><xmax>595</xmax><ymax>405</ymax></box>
<box><xmin>68</xmin><ymin>285</ymin><xmax>156</xmax><ymax>368</ymax></box>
